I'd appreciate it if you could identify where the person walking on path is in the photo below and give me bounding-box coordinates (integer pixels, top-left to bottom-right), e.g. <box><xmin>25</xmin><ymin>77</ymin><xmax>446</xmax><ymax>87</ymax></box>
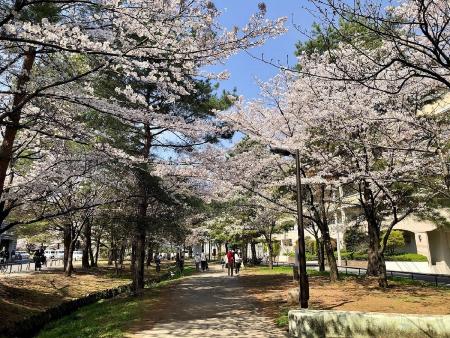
<box><xmin>234</xmin><ymin>251</ymin><xmax>242</xmax><ymax>275</ymax></box>
<box><xmin>200</xmin><ymin>251</ymin><xmax>207</xmax><ymax>271</ymax></box>
<box><xmin>194</xmin><ymin>253</ymin><xmax>201</xmax><ymax>272</ymax></box>
<box><xmin>176</xmin><ymin>252</ymin><xmax>184</xmax><ymax>273</ymax></box>
<box><xmin>221</xmin><ymin>254</ymin><xmax>227</xmax><ymax>270</ymax></box>
<box><xmin>155</xmin><ymin>253</ymin><xmax>161</xmax><ymax>273</ymax></box>
<box><xmin>34</xmin><ymin>250</ymin><xmax>42</xmax><ymax>271</ymax></box>
<box><xmin>226</xmin><ymin>249</ymin><xmax>234</xmax><ymax>276</ymax></box>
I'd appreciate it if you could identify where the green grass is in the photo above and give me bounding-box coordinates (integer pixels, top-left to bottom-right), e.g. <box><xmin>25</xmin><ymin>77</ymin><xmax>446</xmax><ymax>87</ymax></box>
<box><xmin>37</xmin><ymin>296</ymin><xmax>140</xmax><ymax>338</ymax></box>
<box><xmin>247</xmin><ymin>265</ymin><xmax>294</xmax><ymax>275</ymax></box>
<box><xmin>37</xmin><ymin>266</ymin><xmax>196</xmax><ymax>338</ymax></box>
<box><xmin>247</xmin><ymin>265</ymin><xmax>330</xmax><ymax>277</ymax></box>
<box><xmin>275</xmin><ymin>307</ymin><xmax>289</xmax><ymax>328</ymax></box>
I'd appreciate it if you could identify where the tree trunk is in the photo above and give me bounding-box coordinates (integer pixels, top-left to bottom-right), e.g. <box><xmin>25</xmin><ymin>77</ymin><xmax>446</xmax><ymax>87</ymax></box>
<box><xmin>132</xmin><ymin>222</ymin><xmax>146</xmax><ymax>292</ymax></box>
<box><xmin>242</xmin><ymin>242</ymin><xmax>248</xmax><ymax>264</ymax></box>
<box><xmin>94</xmin><ymin>235</ymin><xmax>100</xmax><ymax>266</ymax></box>
<box><xmin>114</xmin><ymin>245</ymin><xmax>119</xmax><ymax>275</ymax></box>
<box><xmin>119</xmin><ymin>243</ymin><xmax>125</xmax><ymax>266</ymax></box>
<box><xmin>317</xmin><ymin>237</ymin><xmax>325</xmax><ymax>272</ymax></box>
<box><xmin>108</xmin><ymin>248</ymin><xmax>113</xmax><ymax>265</ymax></box>
<box><xmin>0</xmin><ymin>49</ymin><xmax>36</xmax><ymax>203</ymax></box>
<box><xmin>146</xmin><ymin>244</ymin><xmax>153</xmax><ymax>267</ymax></box>
<box><xmin>131</xmin><ymin>122</ymin><xmax>151</xmax><ymax>293</ymax></box>
<box><xmin>89</xmin><ymin>244</ymin><xmax>95</xmax><ymax>267</ymax></box>
<box><xmin>63</xmin><ymin>224</ymin><xmax>72</xmax><ymax>270</ymax></box>
<box><xmin>217</xmin><ymin>242</ymin><xmax>222</xmax><ymax>259</ymax></box>
<box><xmin>251</xmin><ymin>241</ymin><xmax>257</xmax><ymax>265</ymax></box>
<box><xmin>108</xmin><ymin>234</ymin><xmax>114</xmax><ymax>265</ymax></box>
<box><xmin>66</xmin><ymin>240</ymin><xmax>75</xmax><ymax>276</ymax></box>
<box><xmin>268</xmin><ymin>243</ymin><xmax>273</xmax><ymax>269</ymax></box>
<box><xmin>378</xmin><ymin>253</ymin><xmax>388</xmax><ymax>287</ymax></box>
<box><xmin>322</xmin><ymin>226</ymin><xmax>338</xmax><ymax>282</ymax></box>
<box><xmin>82</xmin><ymin>221</ymin><xmax>92</xmax><ymax>269</ymax></box>
<box><xmin>367</xmin><ymin>217</ymin><xmax>382</xmax><ymax>276</ymax></box>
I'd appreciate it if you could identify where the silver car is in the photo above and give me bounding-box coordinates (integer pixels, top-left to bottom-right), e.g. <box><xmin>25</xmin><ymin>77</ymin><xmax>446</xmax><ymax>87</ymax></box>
<box><xmin>14</xmin><ymin>251</ymin><xmax>30</xmax><ymax>263</ymax></box>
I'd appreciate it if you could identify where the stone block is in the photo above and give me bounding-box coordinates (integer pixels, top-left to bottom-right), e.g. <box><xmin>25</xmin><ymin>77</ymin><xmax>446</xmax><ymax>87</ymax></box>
<box><xmin>289</xmin><ymin>309</ymin><xmax>450</xmax><ymax>338</ymax></box>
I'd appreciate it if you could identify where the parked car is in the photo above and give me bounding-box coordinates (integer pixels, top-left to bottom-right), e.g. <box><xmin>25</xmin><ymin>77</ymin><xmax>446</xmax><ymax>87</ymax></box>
<box><xmin>73</xmin><ymin>250</ymin><xmax>83</xmax><ymax>261</ymax></box>
<box><xmin>44</xmin><ymin>249</ymin><xmax>64</xmax><ymax>259</ymax></box>
<box><xmin>14</xmin><ymin>251</ymin><xmax>30</xmax><ymax>263</ymax></box>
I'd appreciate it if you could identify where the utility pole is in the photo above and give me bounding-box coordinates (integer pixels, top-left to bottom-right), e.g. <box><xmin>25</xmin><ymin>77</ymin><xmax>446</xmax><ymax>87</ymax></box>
<box><xmin>333</xmin><ymin>189</ymin><xmax>342</xmax><ymax>267</ymax></box>
<box><xmin>339</xmin><ymin>186</ymin><xmax>346</xmax><ymax>263</ymax></box>
<box><xmin>208</xmin><ymin>239</ymin><xmax>211</xmax><ymax>261</ymax></box>
<box><xmin>295</xmin><ymin>149</ymin><xmax>309</xmax><ymax>308</ymax></box>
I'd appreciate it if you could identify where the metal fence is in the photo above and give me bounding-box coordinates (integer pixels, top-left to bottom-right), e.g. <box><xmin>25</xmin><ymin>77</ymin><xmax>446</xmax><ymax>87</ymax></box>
<box><xmin>0</xmin><ymin>259</ymin><xmax>64</xmax><ymax>274</ymax></box>
<box><xmin>339</xmin><ymin>265</ymin><xmax>450</xmax><ymax>287</ymax></box>
<box><xmin>267</xmin><ymin>261</ymin><xmax>450</xmax><ymax>287</ymax></box>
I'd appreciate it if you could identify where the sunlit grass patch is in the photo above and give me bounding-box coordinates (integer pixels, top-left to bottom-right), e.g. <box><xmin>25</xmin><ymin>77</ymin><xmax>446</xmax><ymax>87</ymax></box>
<box><xmin>37</xmin><ymin>296</ymin><xmax>139</xmax><ymax>338</ymax></box>
<box><xmin>37</xmin><ymin>264</ymin><xmax>197</xmax><ymax>338</ymax></box>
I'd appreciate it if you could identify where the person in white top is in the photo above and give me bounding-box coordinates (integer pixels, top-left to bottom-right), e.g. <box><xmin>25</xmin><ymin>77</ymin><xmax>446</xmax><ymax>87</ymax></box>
<box><xmin>234</xmin><ymin>251</ymin><xmax>243</xmax><ymax>275</ymax></box>
<box><xmin>222</xmin><ymin>254</ymin><xmax>228</xmax><ymax>270</ymax></box>
<box><xmin>200</xmin><ymin>252</ymin><xmax>207</xmax><ymax>271</ymax></box>
<box><xmin>194</xmin><ymin>253</ymin><xmax>201</xmax><ymax>271</ymax></box>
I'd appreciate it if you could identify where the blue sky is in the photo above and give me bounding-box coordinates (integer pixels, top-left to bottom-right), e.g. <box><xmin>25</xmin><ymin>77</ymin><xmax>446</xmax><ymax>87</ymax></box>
<box><xmin>158</xmin><ymin>2</ymin><xmax>317</xmax><ymax>154</ymax></box>
<box><xmin>209</xmin><ymin>1</ymin><xmax>316</xmax><ymax>100</ymax></box>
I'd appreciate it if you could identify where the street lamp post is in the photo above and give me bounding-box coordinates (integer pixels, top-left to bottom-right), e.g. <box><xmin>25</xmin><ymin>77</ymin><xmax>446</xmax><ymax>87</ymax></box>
<box><xmin>295</xmin><ymin>149</ymin><xmax>309</xmax><ymax>308</ymax></box>
<box><xmin>333</xmin><ymin>189</ymin><xmax>342</xmax><ymax>267</ymax></box>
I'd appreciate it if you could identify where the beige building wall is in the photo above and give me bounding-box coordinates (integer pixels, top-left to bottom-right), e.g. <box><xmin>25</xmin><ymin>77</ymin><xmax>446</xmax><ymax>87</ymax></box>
<box><xmin>272</xmin><ymin>226</ymin><xmax>315</xmax><ymax>263</ymax></box>
<box><xmin>394</xmin><ymin>211</ymin><xmax>450</xmax><ymax>274</ymax></box>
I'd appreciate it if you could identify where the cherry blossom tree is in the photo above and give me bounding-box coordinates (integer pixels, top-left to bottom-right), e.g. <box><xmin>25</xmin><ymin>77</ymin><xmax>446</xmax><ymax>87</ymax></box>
<box><xmin>307</xmin><ymin>0</ymin><xmax>449</xmax><ymax>92</ymax></box>
<box><xmin>0</xmin><ymin>1</ymin><xmax>287</xmax><ymax>291</ymax></box>
<box><xmin>218</xmin><ymin>54</ymin><xmax>448</xmax><ymax>287</ymax></box>
<box><xmin>0</xmin><ymin>0</ymin><xmax>287</xmax><ymax>225</ymax></box>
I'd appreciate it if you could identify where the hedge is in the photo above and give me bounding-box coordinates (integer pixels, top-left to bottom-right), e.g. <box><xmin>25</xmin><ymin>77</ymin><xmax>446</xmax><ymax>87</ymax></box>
<box><xmin>339</xmin><ymin>251</ymin><xmax>428</xmax><ymax>262</ymax></box>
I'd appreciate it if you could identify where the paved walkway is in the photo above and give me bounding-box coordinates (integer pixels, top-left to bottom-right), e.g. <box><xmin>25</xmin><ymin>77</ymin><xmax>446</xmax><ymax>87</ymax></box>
<box><xmin>126</xmin><ymin>265</ymin><xmax>288</xmax><ymax>338</ymax></box>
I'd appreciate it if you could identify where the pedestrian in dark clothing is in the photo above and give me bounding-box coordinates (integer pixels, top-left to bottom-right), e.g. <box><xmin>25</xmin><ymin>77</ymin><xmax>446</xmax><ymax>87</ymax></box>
<box><xmin>176</xmin><ymin>253</ymin><xmax>184</xmax><ymax>273</ymax></box>
<box><xmin>155</xmin><ymin>253</ymin><xmax>161</xmax><ymax>273</ymax></box>
<box><xmin>34</xmin><ymin>250</ymin><xmax>42</xmax><ymax>271</ymax></box>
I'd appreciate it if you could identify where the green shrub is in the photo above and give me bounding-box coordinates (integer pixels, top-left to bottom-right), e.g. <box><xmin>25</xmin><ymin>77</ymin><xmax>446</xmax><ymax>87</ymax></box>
<box><xmin>275</xmin><ymin>307</ymin><xmax>289</xmax><ymax>328</ymax></box>
<box><xmin>385</xmin><ymin>253</ymin><xmax>428</xmax><ymax>262</ymax></box>
<box><xmin>339</xmin><ymin>251</ymin><xmax>367</xmax><ymax>261</ymax></box>
<box><xmin>383</xmin><ymin>230</ymin><xmax>406</xmax><ymax>255</ymax></box>
<box><xmin>305</xmin><ymin>252</ymin><xmax>317</xmax><ymax>261</ymax></box>
<box><xmin>305</xmin><ymin>238</ymin><xmax>317</xmax><ymax>255</ymax></box>
<box><xmin>338</xmin><ymin>251</ymin><xmax>428</xmax><ymax>262</ymax></box>
<box><xmin>344</xmin><ymin>225</ymin><xmax>368</xmax><ymax>252</ymax></box>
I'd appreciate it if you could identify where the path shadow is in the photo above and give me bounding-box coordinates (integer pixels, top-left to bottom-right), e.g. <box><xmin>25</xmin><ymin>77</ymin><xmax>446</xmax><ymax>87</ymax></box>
<box><xmin>125</xmin><ymin>267</ymin><xmax>288</xmax><ymax>337</ymax></box>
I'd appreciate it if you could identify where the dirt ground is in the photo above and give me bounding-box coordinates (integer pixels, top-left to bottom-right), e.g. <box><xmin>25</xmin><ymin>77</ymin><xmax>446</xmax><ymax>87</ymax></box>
<box><xmin>125</xmin><ymin>265</ymin><xmax>288</xmax><ymax>338</ymax></box>
<box><xmin>3</xmin><ymin>264</ymin><xmax>450</xmax><ymax>336</ymax></box>
<box><xmin>0</xmin><ymin>261</ymin><xmax>169</xmax><ymax>332</ymax></box>
<box><xmin>239</xmin><ymin>267</ymin><xmax>450</xmax><ymax>319</ymax></box>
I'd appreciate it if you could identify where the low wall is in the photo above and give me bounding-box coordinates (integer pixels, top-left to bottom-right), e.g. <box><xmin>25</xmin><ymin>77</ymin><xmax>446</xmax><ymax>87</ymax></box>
<box><xmin>343</xmin><ymin>260</ymin><xmax>434</xmax><ymax>274</ymax></box>
<box><xmin>385</xmin><ymin>261</ymin><xmax>431</xmax><ymax>274</ymax></box>
<box><xmin>289</xmin><ymin>309</ymin><xmax>450</xmax><ymax>338</ymax></box>
<box><xmin>342</xmin><ymin>260</ymin><xmax>367</xmax><ymax>269</ymax></box>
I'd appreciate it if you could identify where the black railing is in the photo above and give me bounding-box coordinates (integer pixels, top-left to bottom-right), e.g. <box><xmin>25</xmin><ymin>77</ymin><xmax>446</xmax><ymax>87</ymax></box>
<box><xmin>0</xmin><ymin>258</ymin><xmax>63</xmax><ymax>274</ymax></box>
<box><xmin>262</xmin><ymin>261</ymin><xmax>450</xmax><ymax>287</ymax></box>
<box><xmin>338</xmin><ymin>265</ymin><xmax>450</xmax><ymax>287</ymax></box>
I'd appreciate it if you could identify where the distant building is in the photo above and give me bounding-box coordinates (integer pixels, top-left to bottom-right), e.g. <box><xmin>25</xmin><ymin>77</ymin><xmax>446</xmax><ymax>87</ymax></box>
<box><xmin>0</xmin><ymin>223</ymin><xmax>17</xmax><ymax>254</ymax></box>
<box><xmin>393</xmin><ymin>211</ymin><xmax>450</xmax><ymax>274</ymax></box>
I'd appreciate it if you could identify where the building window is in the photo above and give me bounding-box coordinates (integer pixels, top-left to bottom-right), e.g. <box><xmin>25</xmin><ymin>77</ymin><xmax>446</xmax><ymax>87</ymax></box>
<box><xmin>282</xmin><ymin>239</ymin><xmax>292</xmax><ymax>246</ymax></box>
